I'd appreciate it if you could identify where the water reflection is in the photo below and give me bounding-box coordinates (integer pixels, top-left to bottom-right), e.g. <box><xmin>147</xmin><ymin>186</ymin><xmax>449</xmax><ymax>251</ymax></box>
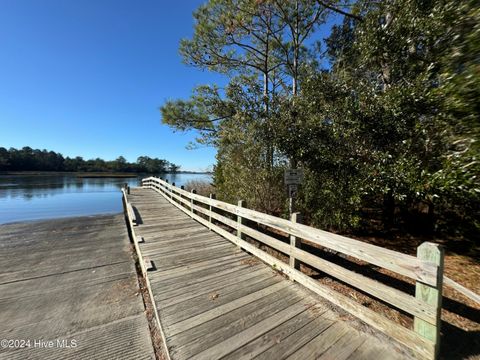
<box><xmin>0</xmin><ymin>173</ymin><xmax>211</xmax><ymax>224</ymax></box>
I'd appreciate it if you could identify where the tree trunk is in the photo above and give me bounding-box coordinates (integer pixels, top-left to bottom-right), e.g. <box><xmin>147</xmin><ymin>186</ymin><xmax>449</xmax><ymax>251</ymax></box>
<box><xmin>383</xmin><ymin>189</ymin><xmax>395</xmax><ymax>231</ymax></box>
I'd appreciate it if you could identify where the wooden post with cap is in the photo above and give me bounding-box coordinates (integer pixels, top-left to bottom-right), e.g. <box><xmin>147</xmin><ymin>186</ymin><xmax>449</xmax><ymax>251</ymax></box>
<box><xmin>190</xmin><ymin>189</ymin><xmax>196</xmax><ymax>213</ymax></box>
<box><xmin>237</xmin><ymin>200</ymin><xmax>245</xmax><ymax>249</ymax></box>
<box><xmin>209</xmin><ymin>194</ymin><xmax>216</xmax><ymax>223</ymax></box>
<box><xmin>289</xmin><ymin>212</ymin><xmax>302</xmax><ymax>274</ymax></box>
<box><xmin>414</xmin><ymin>242</ymin><xmax>444</xmax><ymax>359</ymax></box>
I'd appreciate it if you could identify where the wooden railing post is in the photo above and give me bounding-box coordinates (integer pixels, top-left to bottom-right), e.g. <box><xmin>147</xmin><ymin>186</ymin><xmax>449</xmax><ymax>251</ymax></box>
<box><xmin>179</xmin><ymin>186</ymin><xmax>184</xmax><ymax>204</ymax></box>
<box><xmin>414</xmin><ymin>242</ymin><xmax>444</xmax><ymax>359</ymax></box>
<box><xmin>289</xmin><ymin>212</ymin><xmax>302</xmax><ymax>273</ymax></box>
<box><xmin>237</xmin><ymin>200</ymin><xmax>245</xmax><ymax>247</ymax></box>
<box><xmin>171</xmin><ymin>182</ymin><xmax>175</xmax><ymax>200</ymax></box>
<box><xmin>209</xmin><ymin>194</ymin><xmax>216</xmax><ymax>223</ymax></box>
<box><xmin>190</xmin><ymin>189</ymin><xmax>196</xmax><ymax>213</ymax></box>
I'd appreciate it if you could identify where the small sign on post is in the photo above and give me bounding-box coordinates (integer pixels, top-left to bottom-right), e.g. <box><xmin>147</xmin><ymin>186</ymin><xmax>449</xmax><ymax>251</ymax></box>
<box><xmin>284</xmin><ymin>169</ymin><xmax>304</xmax><ymax>185</ymax></box>
<box><xmin>285</xmin><ymin>169</ymin><xmax>303</xmax><ymax>216</ymax></box>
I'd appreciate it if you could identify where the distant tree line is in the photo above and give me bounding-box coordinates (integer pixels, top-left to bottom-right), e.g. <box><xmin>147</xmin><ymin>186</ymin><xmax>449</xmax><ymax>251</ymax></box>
<box><xmin>0</xmin><ymin>147</ymin><xmax>180</xmax><ymax>174</ymax></box>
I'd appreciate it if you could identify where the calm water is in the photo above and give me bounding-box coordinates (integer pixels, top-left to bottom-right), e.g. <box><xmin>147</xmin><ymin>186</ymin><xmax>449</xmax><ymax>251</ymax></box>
<box><xmin>0</xmin><ymin>173</ymin><xmax>212</xmax><ymax>224</ymax></box>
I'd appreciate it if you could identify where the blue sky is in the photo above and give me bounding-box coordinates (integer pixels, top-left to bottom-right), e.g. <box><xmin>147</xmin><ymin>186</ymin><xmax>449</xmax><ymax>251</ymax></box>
<box><xmin>0</xmin><ymin>0</ymin><xmax>225</xmax><ymax>171</ymax></box>
<box><xmin>0</xmin><ymin>1</ymin><xmax>339</xmax><ymax>171</ymax></box>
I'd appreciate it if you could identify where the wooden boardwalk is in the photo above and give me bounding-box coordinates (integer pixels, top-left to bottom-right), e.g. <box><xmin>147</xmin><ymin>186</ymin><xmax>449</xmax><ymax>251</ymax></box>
<box><xmin>126</xmin><ymin>187</ymin><xmax>408</xmax><ymax>360</ymax></box>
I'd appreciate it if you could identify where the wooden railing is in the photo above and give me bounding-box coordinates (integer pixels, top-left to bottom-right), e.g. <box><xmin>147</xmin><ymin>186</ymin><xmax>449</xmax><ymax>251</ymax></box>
<box><xmin>141</xmin><ymin>176</ymin><xmax>444</xmax><ymax>359</ymax></box>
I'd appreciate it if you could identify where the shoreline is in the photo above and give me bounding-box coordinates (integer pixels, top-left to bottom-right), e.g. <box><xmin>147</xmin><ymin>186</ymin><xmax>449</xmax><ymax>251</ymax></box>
<box><xmin>0</xmin><ymin>211</ymin><xmax>123</xmax><ymax>226</ymax></box>
<box><xmin>0</xmin><ymin>171</ymin><xmax>142</xmax><ymax>177</ymax></box>
<box><xmin>0</xmin><ymin>170</ymin><xmax>212</xmax><ymax>177</ymax></box>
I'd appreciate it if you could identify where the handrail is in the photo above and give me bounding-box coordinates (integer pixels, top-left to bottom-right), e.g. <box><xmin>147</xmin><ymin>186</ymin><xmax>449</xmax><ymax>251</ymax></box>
<box><xmin>444</xmin><ymin>276</ymin><xmax>480</xmax><ymax>305</ymax></box>
<box><xmin>141</xmin><ymin>176</ymin><xmax>445</xmax><ymax>359</ymax></box>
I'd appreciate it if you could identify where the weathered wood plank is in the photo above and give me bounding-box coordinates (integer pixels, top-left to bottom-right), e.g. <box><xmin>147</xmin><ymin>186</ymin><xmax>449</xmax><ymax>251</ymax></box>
<box><xmin>170</xmin><ymin>287</ymin><xmax>302</xmax><ymax>360</ymax></box>
<box><xmin>161</xmin><ymin>277</ymin><xmax>281</xmax><ymax>323</ymax></box>
<box><xmin>443</xmin><ymin>276</ymin><xmax>480</xmax><ymax>305</ymax></box>
<box><xmin>221</xmin><ymin>311</ymin><xmax>319</xmax><ymax>360</ymax></box>
<box><xmin>141</xmin><ymin>240</ymin><xmax>224</xmax><ymax>257</ymax></box>
<box><xmin>285</xmin><ymin>322</ymin><xmax>350</xmax><ymax>360</ymax></box>
<box><xmin>154</xmin><ymin>268</ymin><xmax>274</xmax><ymax>306</ymax></box>
<box><xmin>348</xmin><ymin>341</ymin><xmax>399</xmax><ymax>360</ymax></box>
<box><xmin>166</xmin><ymin>281</ymin><xmax>292</xmax><ymax>337</ymax></box>
<box><xmin>142</xmin><ymin>242</ymin><xmax>232</xmax><ymax>259</ymax></box>
<box><xmin>148</xmin><ymin>252</ymin><xmax>246</xmax><ymax>274</ymax></box>
<box><xmin>147</xmin><ymin>254</ymin><xmax>249</xmax><ymax>281</ymax></box>
<box><xmin>136</xmin><ymin>222</ymin><xmax>202</xmax><ymax>233</ymax></box>
<box><xmin>146</xmin><ymin>247</ymin><xmax>236</xmax><ymax>270</ymax></box>
<box><xmin>188</xmin><ymin>300</ymin><xmax>317</xmax><ymax>360</ymax></box>
<box><xmin>137</xmin><ymin>222</ymin><xmax>204</xmax><ymax>235</ymax></box>
<box><xmin>150</xmin><ymin>262</ymin><xmax>255</xmax><ymax>289</ymax></box>
<box><xmin>316</xmin><ymin>332</ymin><xmax>366</xmax><ymax>360</ymax></box>
<box><xmin>254</xmin><ymin>314</ymin><xmax>335</xmax><ymax>360</ymax></box>
<box><xmin>152</xmin><ymin>264</ymin><xmax>263</xmax><ymax>296</ymax></box>
<box><xmin>139</xmin><ymin>228</ymin><xmax>213</xmax><ymax>243</ymax></box>
<box><xmin>140</xmin><ymin>233</ymin><xmax>220</xmax><ymax>248</ymax></box>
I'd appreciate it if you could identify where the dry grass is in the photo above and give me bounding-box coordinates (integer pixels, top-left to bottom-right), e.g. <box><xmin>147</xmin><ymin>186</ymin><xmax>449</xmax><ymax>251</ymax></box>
<box><xmin>183</xmin><ymin>179</ymin><xmax>215</xmax><ymax>196</ymax></box>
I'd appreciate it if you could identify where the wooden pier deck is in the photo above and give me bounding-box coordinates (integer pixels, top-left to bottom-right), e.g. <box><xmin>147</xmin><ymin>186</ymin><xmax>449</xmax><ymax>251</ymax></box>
<box><xmin>0</xmin><ymin>215</ymin><xmax>155</xmax><ymax>360</ymax></box>
<box><xmin>126</xmin><ymin>187</ymin><xmax>409</xmax><ymax>360</ymax></box>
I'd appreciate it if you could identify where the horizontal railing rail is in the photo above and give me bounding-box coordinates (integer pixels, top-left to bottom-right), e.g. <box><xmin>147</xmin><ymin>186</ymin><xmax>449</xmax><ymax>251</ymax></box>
<box><xmin>141</xmin><ymin>176</ymin><xmax>444</xmax><ymax>359</ymax></box>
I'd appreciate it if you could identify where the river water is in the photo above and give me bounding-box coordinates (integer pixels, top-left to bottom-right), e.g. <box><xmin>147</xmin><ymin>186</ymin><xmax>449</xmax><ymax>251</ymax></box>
<box><xmin>0</xmin><ymin>173</ymin><xmax>212</xmax><ymax>224</ymax></box>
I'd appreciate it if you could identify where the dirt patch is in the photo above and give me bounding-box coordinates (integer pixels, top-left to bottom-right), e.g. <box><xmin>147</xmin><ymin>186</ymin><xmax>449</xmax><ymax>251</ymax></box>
<box><xmin>240</xmin><ymin>257</ymin><xmax>260</xmax><ymax>266</ymax></box>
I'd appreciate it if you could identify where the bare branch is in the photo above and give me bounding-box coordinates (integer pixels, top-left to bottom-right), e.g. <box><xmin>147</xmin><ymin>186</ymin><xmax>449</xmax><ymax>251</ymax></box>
<box><xmin>299</xmin><ymin>6</ymin><xmax>327</xmax><ymax>44</ymax></box>
<box><xmin>316</xmin><ymin>0</ymin><xmax>363</xmax><ymax>21</ymax></box>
